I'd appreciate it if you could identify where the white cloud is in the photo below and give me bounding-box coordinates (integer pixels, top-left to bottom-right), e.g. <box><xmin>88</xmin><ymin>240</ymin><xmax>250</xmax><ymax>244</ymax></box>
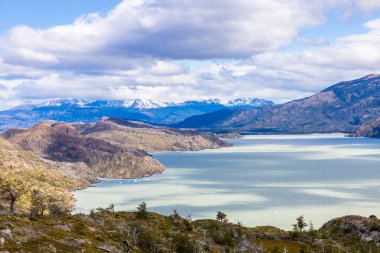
<box><xmin>1</xmin><ymin>0</ymin><xmax>324</xmax><ymax>68</ymax></box>
<box><xmin>1</xmin><ymin>0</ymin><xmax>380</xmax><ymax>108</ymax></box>
<box><xmin>355</xmin><ymin>0</ymin><xmax>380</xmax><ymax>11</ymax></box>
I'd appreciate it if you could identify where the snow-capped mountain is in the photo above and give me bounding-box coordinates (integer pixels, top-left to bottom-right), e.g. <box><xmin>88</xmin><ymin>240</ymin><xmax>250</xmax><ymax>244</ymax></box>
<box><xmin>13</xmin><ymin>97</ymin><xmax>273</xmax><ymax>110</ymax></box>
<box><xmin>179</xmin><ymin>99</ymin><xmax>222</xmax><ymax>106</ymax></box>
<box><xmin>226</xmin><ymin>98</ymin><xmax>274</xmax><ymax>107</ymax></box>
<box><xmin>41</xmin><ymin>99</ymin><xmax>91</xmax><ymax>107</ymax></box>
<box><xmin>31</xmin><ymin>99</ymin><xmax>171</xmax><ymax>109</ymax></box>
<box><xmin>123</xmin><ymin>99</ymin><xmax>171</xmax><ymax>109</ymax></box>
<box><xmin>1</xmin><ymin>97</ymin><xmax>274</xmax><ymax>130</ymax></box>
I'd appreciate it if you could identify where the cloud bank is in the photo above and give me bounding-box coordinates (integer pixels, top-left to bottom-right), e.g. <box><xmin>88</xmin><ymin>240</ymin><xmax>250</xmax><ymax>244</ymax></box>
<box><xmin>0</xmin><ymin>0</ymin><xmax>380</xmax><ymax>109</ymax></box>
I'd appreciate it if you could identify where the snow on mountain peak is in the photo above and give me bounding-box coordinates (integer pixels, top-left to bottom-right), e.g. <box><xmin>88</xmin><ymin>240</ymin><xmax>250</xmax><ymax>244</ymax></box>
<box><xmin>123</xmin><ymin>99</ymin><xmax>170</xmax><ymax>109</ymax></box>
<box><xmin>226</xmin><ymin>98</ymin><xmax>274</xmax><ymax>107</ymax></box>
<box><xmin>42</xmin><ymin>99</ymin><xmax>90</xmax><ymax>107</ymax></box>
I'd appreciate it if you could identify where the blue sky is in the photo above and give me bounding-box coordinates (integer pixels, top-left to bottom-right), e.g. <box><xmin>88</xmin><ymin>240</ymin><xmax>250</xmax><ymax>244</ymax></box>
<box><xmin>0</xmin><ymin>0</ymin><xmax>121</xmax><ymax>34</ymax></box>
<box><xmin>0</xmin><ymin>0</ymin><xmax>380</xmax><ymax>109</ymax></box>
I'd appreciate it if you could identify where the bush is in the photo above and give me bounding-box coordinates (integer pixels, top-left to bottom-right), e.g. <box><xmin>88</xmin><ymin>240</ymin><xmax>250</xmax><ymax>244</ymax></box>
<box><xmin>72</xmin><ymin>222</ymin><xmax>87</xmax><ymax>235</ymax></box>
<box><xmin>173</xmin><ymin>234</ymin><xmax>196</xmax><ymax>253</ymax></box>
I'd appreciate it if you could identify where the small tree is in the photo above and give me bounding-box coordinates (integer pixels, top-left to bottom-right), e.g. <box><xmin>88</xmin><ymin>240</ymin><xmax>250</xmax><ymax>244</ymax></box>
<box><xmin>184</xmin><ymin>215</ymin><xmax>193</xmax><ymax>231</ymax></box>
<box><xmin>295</xmin><ymin>215</ymin><xmax>307</xmax><ymax>232</ymax></box>
<box><xmin>216</xmin><ymin>211</ymin><xmax>227</xmax><ymax>222</ymax></box>
<box><xmin>170</xmin><ymin>209</ymin><xmax>181</xmax><ymax>222</ymax></box>
<box><xmin>136</xmin><ymin>202</ymin><xmax>148</xmax><ymax>219</ymax></box>
<box><xmin>1</xmin><ymin>175</ymin><xmax>27</xmax><ymax>214</ymax></box>
<box><xmin>308</xmin><ymin>220</ymin><xmax>317</xmax><ymax>236</ymax></box>
<box><xmin>47</xmin><ymin>193</ymin><xmax>73</xmax><ymax>216</ymax></box>
<box><xmin>29</xmin><ymin>189</ymin><xmax>47</xmax><ymax>216</ymax></box>
<box><xmin>109</xmin><ymin>204</ymin><xmax>115</xmax><ymax>213</ymax></box>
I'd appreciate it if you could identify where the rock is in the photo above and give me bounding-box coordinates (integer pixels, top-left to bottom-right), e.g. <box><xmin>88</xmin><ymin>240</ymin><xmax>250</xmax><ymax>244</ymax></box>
<box><xmin>55</xmin><ymin>224</ymin><xmax>70</xmax><ymax>232</ymax></box>
<box><xmin>73</xmin><ymin>238</ymin><xmax>91</xmax><ymax>246</ymax></box>
<box><xmin>48</xmin><ymin>244</ymin><xmax>57</xmax><ymax>253</ymax></box>
<box><xmin>0</xmin><ymin>228</ymin><xmax>11</xmax><ymax>239</ymax></box>
<box><xmin>0</xmin><ymin>237</ymin><xmax>4</xmax><ymax>246</ymax></box>
<box><xmin>88</xmin><ymin>227</ymin><xmax>97</xmax><ymax>232</ymax></box>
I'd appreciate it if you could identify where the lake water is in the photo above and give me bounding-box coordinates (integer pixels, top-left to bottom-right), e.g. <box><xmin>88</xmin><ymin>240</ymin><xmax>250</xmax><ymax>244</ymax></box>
<box><xmin>74</xmin><ymin>134</ymin><xmax>380</xmax><ymax>229</ymax></box>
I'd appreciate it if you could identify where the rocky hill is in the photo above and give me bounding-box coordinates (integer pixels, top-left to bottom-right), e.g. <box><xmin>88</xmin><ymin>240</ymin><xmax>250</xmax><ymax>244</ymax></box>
<box><xmin>74</xmin><ymin>117</ymin><xmax>230</xmax><ymax>153</ymax></box>
<box><xmin>0</xmin><ymin>137</ymin><xmax>97</xmax><ymax>214</ymax></box>
<box><xmin>177</xmin><ymin>74</ymin><xmax>380</xmax><ymax>134</ymax></box>
<box><xmin>0</xmin><ymin>119</ymin><xmax>228</xmax><ymax>214</ymax></box>
<box><xmin>0</xmin><ymin>121</ymin><xmax>165</xmax><ymax>179</ymax></box>
<box><xmin>351</xmin><ymin>117</ymin><xmax>380</xmax><ymax>138</ymax></box>
<box><xmin>0</xmin><ymin>119</ymin><xmax>228</xmax><ymax>178</ymax></box>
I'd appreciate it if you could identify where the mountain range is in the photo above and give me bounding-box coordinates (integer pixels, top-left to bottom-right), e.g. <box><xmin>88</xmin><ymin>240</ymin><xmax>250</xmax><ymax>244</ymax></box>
<box><xmin>0</xmin><ymin>98</ymin><xmax>273</xmax><ymax>130</ymax></box>
<box><xmin>1</xmin><ymin>74</ymin><xmax>379</xmax><ymax>135</ymax></box>
<box><xmin>176</xmin><ymin>74</ymin><xmax>380</xmax><ymax>134</ymax></box>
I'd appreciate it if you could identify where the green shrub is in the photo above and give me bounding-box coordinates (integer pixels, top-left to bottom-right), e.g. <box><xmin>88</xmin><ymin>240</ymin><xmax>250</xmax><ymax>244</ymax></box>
<box><xmin>72</xmin><ymin>222</ymin><xmax>87</xmax><ymax>235</ymax></box>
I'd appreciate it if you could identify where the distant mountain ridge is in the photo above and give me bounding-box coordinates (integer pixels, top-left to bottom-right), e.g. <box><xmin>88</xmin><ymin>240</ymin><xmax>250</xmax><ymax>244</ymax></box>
<box><xmin>176</xmin><ymin>74</ymin><xmax>380</xmax><ymax>134</ymax></box>
<box><xmin>0</xmin><ymin>98</ymin><xmax>273</xmax><ymax>130</ymax></box>
<box><xmin>11</xmin><ymin>98</ymin><xmax>271</xmax><ymax>110</ymax></box>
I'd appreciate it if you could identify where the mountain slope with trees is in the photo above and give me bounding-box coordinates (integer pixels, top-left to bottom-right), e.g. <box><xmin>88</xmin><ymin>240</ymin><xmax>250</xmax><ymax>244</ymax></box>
<box><xmin>351</xmin><ymin>117</ymin><xmax>380</xmax><ymax>138</ymax></box>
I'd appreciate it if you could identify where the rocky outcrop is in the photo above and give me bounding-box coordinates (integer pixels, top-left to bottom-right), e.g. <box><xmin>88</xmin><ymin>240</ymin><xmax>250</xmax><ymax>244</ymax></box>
<box><xmin>351</xmin><ymin>117</ymin><xmax>380</xmax><ymax>138</ymax></box>
<box><xmin>320</xmin><ymin>215</ymin><xmax>380</xmax><ymax>248</ymax></box>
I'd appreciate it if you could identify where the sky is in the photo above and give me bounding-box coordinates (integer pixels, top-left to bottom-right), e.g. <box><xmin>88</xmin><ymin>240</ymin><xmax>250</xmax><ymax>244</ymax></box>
<box><xmin>1</xmin><ymin>0</ymin><xmax>380</xmax><ymax>109</ymax></box>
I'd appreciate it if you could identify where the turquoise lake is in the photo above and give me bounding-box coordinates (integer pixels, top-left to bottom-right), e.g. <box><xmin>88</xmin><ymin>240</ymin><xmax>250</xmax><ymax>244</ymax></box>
<box><xmin>74</xmin><ymin>134</ymin><xmax>380</xmax><ymax>229</ymax></box>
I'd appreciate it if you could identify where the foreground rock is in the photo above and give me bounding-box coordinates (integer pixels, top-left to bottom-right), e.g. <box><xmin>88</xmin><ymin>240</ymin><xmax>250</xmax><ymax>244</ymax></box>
<box><xmin>320</xmin><ymin>215</ymin><xmax>380</xmax><ymax>251</ymax></box>
<box><xmin>351</xmin><ymin>117</ymin><xmax>380</xmax><ymax>138</ymax></box>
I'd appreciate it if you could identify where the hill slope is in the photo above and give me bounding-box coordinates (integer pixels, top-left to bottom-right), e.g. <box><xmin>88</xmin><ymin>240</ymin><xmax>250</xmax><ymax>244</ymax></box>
<box><xmin>351</xmin><ymin>117</ymin><xmax>380</xmax><ymax>138</ymax></box>
<box><xmin>177</xmin><ymin>74</ymin><xmax>380</xmax><ymax>134</ymax></box>
<box><xmin>0</xmin><ymin>137</ymin><xmax>96</xmax><ymax>214</ymax></box>
<box><xmin>76</xmin><ymin>117</ymin><xmax>230</xmax><ymax>153</ymax></box>
<box><xmin>0</xmin><ymin>211</ymin><xmax>379</xmax><ymax>253</ymax></box>
<box><xmin>1</xmin><ymin>121</ymin><xmax>164</xmax><ymax>179</ymax></box>
<box><xmin>1</xmin><ymin>119</ymin><xmax>228</xmax><ymax>178</ymax></box>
